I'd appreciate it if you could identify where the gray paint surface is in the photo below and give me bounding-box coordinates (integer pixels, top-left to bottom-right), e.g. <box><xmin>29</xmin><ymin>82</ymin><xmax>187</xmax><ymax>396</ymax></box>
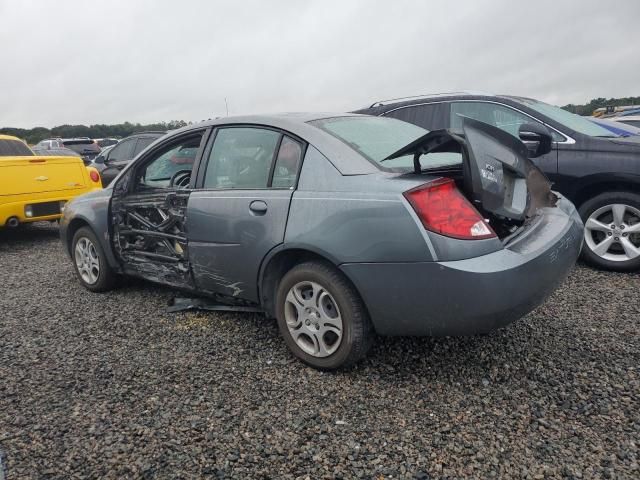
<box><xmin>188</xmin><ymin>189</ymin><xmax>293</xmax><ymax>301</ymax></box>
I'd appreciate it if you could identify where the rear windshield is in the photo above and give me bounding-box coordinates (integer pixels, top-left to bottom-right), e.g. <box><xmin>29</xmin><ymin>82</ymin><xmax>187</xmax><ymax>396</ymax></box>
<box><xmin>32</xmin><ymin>148</ymin><xmax>81</xmax><ymax>157</ymax></box>
<box><xmin>0</xmin><ymin>139</ymin><xmax>34</xmax><ymax>156</ymax></box>
<box><xmin>63</xmin><ymin>140</ymin><xmax>101</xmax><ymax>153</ymax></box>
<box><xmin>310</xmin><ymin>116</ymin><xmax>462</xmax><ymax>171</ymax></box>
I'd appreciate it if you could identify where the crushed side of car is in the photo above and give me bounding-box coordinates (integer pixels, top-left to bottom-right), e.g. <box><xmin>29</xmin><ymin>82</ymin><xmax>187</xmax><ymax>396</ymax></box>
<box><xmin>111</xmin><ymin>180</ymin><xmax>193</xmax><ymax>289</ymax></box>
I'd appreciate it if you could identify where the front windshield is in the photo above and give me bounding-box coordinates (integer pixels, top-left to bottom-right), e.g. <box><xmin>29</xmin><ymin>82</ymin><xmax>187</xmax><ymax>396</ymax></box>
<box><xmin>311</xmin><ymin>116</ymin><xmax>462</xmax><ymax>170</ymax></box>
<box><xmin>517</xmin><ymin>98</ymin><xmax>617</xmax><ymax>138</ymax></box>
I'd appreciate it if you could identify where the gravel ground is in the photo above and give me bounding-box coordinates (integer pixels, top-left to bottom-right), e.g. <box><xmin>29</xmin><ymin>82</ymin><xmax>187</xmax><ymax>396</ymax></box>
<box><xmin>0</xmin><ymin>222</ymin><xmax>638</xmax><ymax>479</ymax></box>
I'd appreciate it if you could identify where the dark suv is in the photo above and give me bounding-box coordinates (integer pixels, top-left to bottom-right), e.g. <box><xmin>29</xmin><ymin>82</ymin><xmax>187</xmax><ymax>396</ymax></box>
<box><xmin>356</xmin><ymin>93</ymin><xmax>640</xmax><ymax>271</ymax></box>
<box><xmin>92</xmin><ymin>131</ymin><xmax>166</xmax><ymax>186</ymax></box>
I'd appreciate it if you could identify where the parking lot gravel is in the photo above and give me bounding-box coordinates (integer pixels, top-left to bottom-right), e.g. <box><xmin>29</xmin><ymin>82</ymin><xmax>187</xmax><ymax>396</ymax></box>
<box><xmin>0</xmin><ymin>222</ymin><xmax>638</xmax><ymax>479</ymax></box>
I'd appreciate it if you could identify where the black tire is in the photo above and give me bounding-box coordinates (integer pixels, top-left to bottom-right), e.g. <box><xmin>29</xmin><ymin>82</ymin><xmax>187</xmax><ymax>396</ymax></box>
<box><xmin>578</xmin><ymin>191</ymin><xmax>640</xmax><ymax>272</ymax></box>
<box><xmin>71</xmin><ymin>226</ymin><xmax>118</xmax><ymax>292</ymax></box>
<box><xmin>275</xmin><ymin>261</ymin><xmax>374</xmax><ymax>370</ymax></box>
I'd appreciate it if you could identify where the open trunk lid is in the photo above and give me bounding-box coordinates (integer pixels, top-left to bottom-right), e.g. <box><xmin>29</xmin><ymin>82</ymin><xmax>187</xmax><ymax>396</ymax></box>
<box><xmin>385</xmin><ymin>117</ymin><xmax>558</xmax><ymax>222</ymax></box>
<box><xmin>0</xmin><ymin>156</ymin><xmax>88</xmax><ymax>196</ymax></box>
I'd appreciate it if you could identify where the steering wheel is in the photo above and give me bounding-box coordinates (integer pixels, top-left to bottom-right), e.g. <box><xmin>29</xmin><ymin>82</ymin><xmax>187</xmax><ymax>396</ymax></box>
<box><xmin>169</xmin><ymin>169</ymin><xmax>192</xmax><ymax>188</ymax></box>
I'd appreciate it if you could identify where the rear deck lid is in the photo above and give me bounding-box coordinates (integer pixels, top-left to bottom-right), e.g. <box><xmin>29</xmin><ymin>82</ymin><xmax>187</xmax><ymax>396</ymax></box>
<box><xmin>0</xmin><ymin>156</ymin><xmax>87</xmax><ymax>196</ymax></box>
<box><xmin>385</xmin><ymin>117</ymin><xmax>557</xmax><ymax>220</ymax></box>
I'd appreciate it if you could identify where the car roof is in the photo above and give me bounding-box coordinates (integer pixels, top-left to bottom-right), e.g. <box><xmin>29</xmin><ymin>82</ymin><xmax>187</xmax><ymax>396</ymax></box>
<box><xmin>165</xmin><ymin>112</ymin><xmax>379</xmax><ymax>175</ymax></box>
<box><xmin>0</xmin><ymin>134</ymin><xmax>24</xmax><ymax>142</ymax></box>
<box><xmin>360</xmin><ymin>92</ymin><xmax>536</xmax><ymax>111</ymax></box>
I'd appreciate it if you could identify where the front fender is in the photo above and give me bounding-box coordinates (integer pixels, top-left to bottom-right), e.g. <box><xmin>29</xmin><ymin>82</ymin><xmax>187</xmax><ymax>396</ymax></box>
<box><xmin>60</xmin><ymin>188</ymin><xmax>119</xmax><ymax>270</ymax></box>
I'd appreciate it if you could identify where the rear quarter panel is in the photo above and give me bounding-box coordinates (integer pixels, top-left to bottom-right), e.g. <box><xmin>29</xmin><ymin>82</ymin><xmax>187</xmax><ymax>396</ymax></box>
<box><xmin>284</xmin><ymin>146</ymin><xmax>436</xmax><ymax>263</ymax></box>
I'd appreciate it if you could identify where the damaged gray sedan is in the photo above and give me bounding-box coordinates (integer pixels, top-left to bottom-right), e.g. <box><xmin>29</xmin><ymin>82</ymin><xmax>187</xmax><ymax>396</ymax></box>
<box><xmin>60</xmin><ymin>113</ymin><xmax>583</xmax><ymax>369</ymax></box>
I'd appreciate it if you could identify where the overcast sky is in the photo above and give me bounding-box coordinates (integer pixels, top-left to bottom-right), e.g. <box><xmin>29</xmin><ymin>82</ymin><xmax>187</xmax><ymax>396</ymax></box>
<box><xmin>1</xmin><ymin>0</ymin><xmax>638</xmax><ymax>128</ymax></box>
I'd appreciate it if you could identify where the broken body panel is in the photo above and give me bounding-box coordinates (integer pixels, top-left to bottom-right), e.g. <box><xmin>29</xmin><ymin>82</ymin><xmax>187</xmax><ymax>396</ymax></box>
<box><xmin>111</xmin><ymin>184</ymin><xmax>193</xmax><ymax>289</ymax></box>
<box><xmin>385</xmin><ymin>117</ymin><xmax>558</xmax><ymax>225</ymax></box>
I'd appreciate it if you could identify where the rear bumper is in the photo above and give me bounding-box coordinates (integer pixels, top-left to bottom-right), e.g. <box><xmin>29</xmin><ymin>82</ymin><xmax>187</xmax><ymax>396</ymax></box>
<box><xmin>0</xmin><ymin>196</ymin><xmax>68</xmax><ymax>226</ymax></box>
<box><xmin>340</xmin><ymin>196</ymin><xmax>583</xmax><ymax>336</ymax></box>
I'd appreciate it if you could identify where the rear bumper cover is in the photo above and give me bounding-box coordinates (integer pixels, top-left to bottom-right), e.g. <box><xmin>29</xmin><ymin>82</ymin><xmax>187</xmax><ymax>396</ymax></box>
<box><xmin>1</xmin><ymin>196</ymin><xmax>67</xmax><ymax>225</ymax></box>
<box><xmin>340</xmin><ymin>197</ymin><xmax>583</xmax><ymax>336</ymax></box>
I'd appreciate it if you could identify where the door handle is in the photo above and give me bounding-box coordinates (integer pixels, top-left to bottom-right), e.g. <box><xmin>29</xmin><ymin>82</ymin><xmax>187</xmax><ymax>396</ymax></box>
<box><xmin>249</xmin><ymin>200</ymin><xmax>268</xmax><ymax>215</ymax></box>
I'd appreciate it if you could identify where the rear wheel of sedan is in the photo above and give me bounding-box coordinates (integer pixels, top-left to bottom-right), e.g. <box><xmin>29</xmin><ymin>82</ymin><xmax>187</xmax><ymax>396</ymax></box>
<box><xmin>72</xmin><ymin>227</ymin><xmax>118</xmax><ymax>292</ymax></box>
<box><xmin>579</xmin><ymin>191</ymin><xmax>640</xmax><ymax>272</ymax></box>
<box><xmin>275</xmin><ymin>261</ymin><xmax>373</xmax><ymax>370</ymax></box>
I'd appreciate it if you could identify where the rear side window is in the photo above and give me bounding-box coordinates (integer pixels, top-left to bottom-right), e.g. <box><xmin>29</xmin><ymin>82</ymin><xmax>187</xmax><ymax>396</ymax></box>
<box><xmin>133</xmin><ymin>137</ymin><xmax>156</xmax><ymax>156</ymax></box>
<box><xmin>384</xmin><ymin>102</ymin><xmax>449</xmax><ymax>131</ymax></box>
<box><xmin>0</xmin><ymin>139</ymin><xmax>34</xmax><ymax>156</ymax></box>
<box><xmin>272</xmin><ymin>136</ymin><xmax>302</xmax><ymax>188</ymax></box>
<box><xmin>108</xmin><ymin>138</ymin><xmax>136</xmax><ymax>162</ymax></box>
<box><xmin>203</xmin><ymin>127</ymin><xmax>281</xmax><ymax>189</ymax></box>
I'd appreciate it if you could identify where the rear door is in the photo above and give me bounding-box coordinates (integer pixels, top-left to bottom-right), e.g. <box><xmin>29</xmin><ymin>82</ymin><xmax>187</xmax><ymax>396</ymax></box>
<box><xmin>110</xmin><ymin>131</ymin><xmax>206</xmax><ymax>288</ymax></box>
<box><xmin>187</xmin><ymin>126</ymin><xmax>304</xmax><ymax>302</ymax></box>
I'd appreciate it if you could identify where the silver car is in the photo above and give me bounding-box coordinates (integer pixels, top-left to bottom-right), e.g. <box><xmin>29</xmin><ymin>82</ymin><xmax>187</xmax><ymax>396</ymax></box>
<box><xmin>60</xmin><ymin>113</ymin><xmax>583</xmax><ymax>369</ymax></box>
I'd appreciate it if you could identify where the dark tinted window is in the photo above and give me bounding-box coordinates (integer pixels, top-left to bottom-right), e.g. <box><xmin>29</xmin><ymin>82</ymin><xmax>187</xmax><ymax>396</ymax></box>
<box><xmin>204</xmin><ymin>128</ymin><xmax>281</xmax><ymax>189</ymax></box>
<box><xmin>384</xmin><ymin>102</ymin><xmax>449</xmax><ymax>131</ymax></box>
<box><xmin>97</xmin><ymin>138</ymin><xmax>118</xmax><ymax>148</ymax></box>
<box><xmin>133</xmin><ymin>137</ymin><xmax>156</xmax><ymax>156</ymax></box>
<box><xmin>0</xmin><ymin>139</ymin><xmax>34</xmax><ymax>156</ymax></box>
<box><xmin>108</xmin><ymin>138</ymin><xmax>136</xmax><ymax>162</ymax></box>
<box><xmin>272</xmin><ymin>136</ymin><xmax>302</xmax><ymax>188</ymax></box>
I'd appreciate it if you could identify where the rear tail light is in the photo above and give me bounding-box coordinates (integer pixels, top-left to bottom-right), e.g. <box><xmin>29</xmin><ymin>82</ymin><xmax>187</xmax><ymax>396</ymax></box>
<box><xmin>404</xmin><ymin>178</ymin><xmax>496</xmax><ymax>240</ymax></box>
<box><xmin>89</xmin><ymin>170</ymin><xmax>100</xmax><ymax>183</ymax></box>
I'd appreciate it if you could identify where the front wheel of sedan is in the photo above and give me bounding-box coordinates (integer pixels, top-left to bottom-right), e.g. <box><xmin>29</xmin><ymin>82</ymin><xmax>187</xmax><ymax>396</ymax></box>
<box><xmin>275</xmin><ymin>261</ymin><xmax>374</xmax><ymax>370</ymax></box>
<box><xmin>72</xmin><ymin>227</ymin><xmax>118</xmax><ymax>292</ymax></box>
<box><xmin>579</xmin><ymin>192</ymin><xmax>640</xmax><ymax>272</ymax></box>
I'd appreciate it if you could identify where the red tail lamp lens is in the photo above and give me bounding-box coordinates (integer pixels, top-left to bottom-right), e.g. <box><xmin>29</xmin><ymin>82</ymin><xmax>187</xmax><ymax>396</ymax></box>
<box><xmin>89</xmin><ymin>170</ymin><xmax>100</xmax><ymax>183</ymax></box>
<box><xmin>404</xmin><ymin>178</ymin><xmax>496</xmax><ymax>240</ymax></box>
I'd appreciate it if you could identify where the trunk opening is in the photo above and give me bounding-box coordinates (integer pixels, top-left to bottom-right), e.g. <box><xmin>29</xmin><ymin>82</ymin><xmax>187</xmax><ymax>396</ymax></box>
<box><xmin>386</xmin><ymin>118</ymin><xmax>558</xmax><ymax>241</ymax></box>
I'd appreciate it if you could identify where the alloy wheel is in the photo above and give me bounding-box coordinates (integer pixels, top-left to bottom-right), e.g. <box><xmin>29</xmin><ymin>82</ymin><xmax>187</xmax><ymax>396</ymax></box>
<box><xmin>283</xmin><ymin>281</ymin><xmax>343</xmax><ymax>358</ymax></box>
<box><xmin>584</xmin><ymin>203</ymin><xmax>640</xmax><ymax>262</ymax></box>
<box><xmin>74</xmin><ymin>237</ymin><xmax>100</xmax><ymax>284</ymax></box>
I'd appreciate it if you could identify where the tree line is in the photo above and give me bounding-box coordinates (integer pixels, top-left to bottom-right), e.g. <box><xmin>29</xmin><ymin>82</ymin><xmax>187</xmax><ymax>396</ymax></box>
<box><xmin>561</xmin><ymin>96</ymin><xmax>640</xmax><ymax>116</ymax></box>
<box><xmin>0</xmin><ymin>120</ymin><xmax>190</xmax><ymax>145</ymax></box>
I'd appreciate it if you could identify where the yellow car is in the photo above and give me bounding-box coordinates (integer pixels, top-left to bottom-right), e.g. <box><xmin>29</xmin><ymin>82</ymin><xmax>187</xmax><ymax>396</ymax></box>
<box><xmin>0</xmin><ymin>134</ymin><xmax>102</xmax><ymax>227</ymax></box>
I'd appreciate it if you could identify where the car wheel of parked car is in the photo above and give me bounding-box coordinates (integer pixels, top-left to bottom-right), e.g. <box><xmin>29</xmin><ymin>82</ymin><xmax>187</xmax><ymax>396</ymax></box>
<box><xmin>72</xmin><ymin>227</ymin><xmax>118</xmax><ymax>292</ymax></box>
<box><xmin>275</xmin><ymin>261</ymin><xmax>373</xmax><ymax>370</ymax></box>
<box><xmin>579</xmin><ymin>191</ymin><xmax>640</xmax><ymax>272</ymax></box>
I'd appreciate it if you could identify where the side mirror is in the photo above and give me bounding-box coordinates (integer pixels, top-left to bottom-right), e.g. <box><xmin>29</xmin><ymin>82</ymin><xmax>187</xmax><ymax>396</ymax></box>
<box><xmin>518</xmin><ymin>123</ymin><xmax>552</xmax><ymax>158</ymax></box>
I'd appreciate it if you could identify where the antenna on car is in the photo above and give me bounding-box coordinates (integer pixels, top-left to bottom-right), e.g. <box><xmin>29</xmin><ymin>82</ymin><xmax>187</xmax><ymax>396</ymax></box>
<box><xmin>225</xmin><ymin>98</ymin><xmax>229</xmax><ymax>117</ymax></box>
